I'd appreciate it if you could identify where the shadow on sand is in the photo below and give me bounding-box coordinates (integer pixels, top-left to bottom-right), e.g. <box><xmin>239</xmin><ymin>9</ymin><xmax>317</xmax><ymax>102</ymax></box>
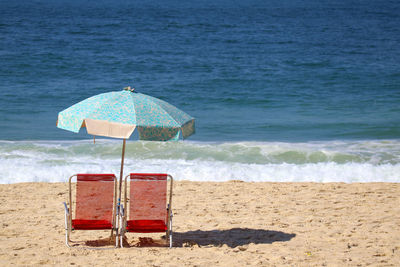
<box><xmin>174</xmin><ymin>228</ymin><xmax>296</xmax><ymax>248</ymax></box>
<box><xmin>120</xmin><ymin>228</ymin><xmax>296</xmax><ymax>248</ymax></box>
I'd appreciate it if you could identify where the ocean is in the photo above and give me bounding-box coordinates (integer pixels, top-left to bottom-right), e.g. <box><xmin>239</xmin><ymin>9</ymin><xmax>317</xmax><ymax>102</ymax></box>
<box><xmin>1</xmin><ymin>0</ymin><xmax>399</xmax><ymax>183</ymax></box>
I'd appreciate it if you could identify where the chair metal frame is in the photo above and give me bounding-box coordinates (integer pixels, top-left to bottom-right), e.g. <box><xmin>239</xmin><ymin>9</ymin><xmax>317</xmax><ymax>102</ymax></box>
<box><xmin>119</xmin><ymin>173</ymin><xmax>173</xmax><ymax>248</ymax></box>
<box><xmin>63</xmin><ymin>174</ymin><xmax>119</xmax><ymax>248</ymax></box>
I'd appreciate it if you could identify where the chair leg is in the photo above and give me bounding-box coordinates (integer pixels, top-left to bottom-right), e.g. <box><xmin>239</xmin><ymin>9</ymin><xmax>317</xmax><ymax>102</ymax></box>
<box><xmin>120</xmin><ymin>216</ymin><xmax>124</xmax><ymax>248</ymax></box>
<box><xmin>65</xmin><ymin>221</ymin><xmax>72</xmax><ymax>247</ymax></box>
<box><xmin>115</xmin><ymin>228</ymin><xmax>119</xmax><ymax>248</ymax></box>
<box><xmin>115</xmin><ymin>212</ymin><xmax>119</xmax><ymax>248</ymax></box>
<box><xmin>119</xmin><ymin>205</ymin><xmax>125</xmax><ymax>248</ymax></box>
<box><xmin>64</xmin><ymin>203</ymin><xmax>71</xmax><ymax>247</ymax></box>
<box><xmin>65</xmin><ymin>230</ymin><xmax>71</xmax><ymax>248</ymax></box>
<box><xmin>66</xmin><ymin>224</ymin><xmax>72</xmax><ymax>247</ymax></box>
<box><xmin>120</xmin><ymin>229</ymin><xmax>124</xmax><ymax>248</ymax></box>
<box><xmin>169</xmin><ymin>215</ymin><xmax>173</xmax><ymax>248</ymax></box>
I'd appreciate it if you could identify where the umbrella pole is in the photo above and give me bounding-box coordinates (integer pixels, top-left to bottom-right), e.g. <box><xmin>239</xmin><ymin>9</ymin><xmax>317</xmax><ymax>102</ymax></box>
<box><xmin>117</xmin><ymin>139</ymin><xmax>126</xmax><ymax>229</ymax></box>
<box><xmin>118</xmin><ymin>139</ymin><xmax>126</xmax><ymax>210</ymax></box>
<box><xmin>111</xmin><ymin>139</ymin><xmax>126</xmax><ymax>242</ymax></box>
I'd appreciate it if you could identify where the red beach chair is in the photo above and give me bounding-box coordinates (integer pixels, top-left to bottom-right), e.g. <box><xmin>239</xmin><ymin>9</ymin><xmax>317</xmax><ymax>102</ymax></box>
<box><xmin>120</xmin><ymin>173</ymin><xmax>173</xmax><ymax>248</ymax></box>
<box><xmin>63</xmin><ymin>174</ymin><xmax>119</xmax><ymax>248</ymax></box>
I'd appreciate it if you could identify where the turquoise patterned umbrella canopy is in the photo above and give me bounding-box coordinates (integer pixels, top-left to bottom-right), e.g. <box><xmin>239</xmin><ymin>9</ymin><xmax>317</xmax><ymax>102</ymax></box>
<box><xmin>57</xmin><ymin>86</ymin><xmax>195</xmax><ymax>205</ymax></box>
<box><xmin>57</xmin><ymin>87</ymin><xmax>195</xmax><ymax>141</ymax></box>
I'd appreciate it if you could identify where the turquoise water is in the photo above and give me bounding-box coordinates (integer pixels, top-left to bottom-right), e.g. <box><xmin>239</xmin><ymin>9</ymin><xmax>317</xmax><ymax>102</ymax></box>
<box><xmin>0</xmin><ymin>0</ymin><xmax>399</xmax><ymax>182</ymax></box>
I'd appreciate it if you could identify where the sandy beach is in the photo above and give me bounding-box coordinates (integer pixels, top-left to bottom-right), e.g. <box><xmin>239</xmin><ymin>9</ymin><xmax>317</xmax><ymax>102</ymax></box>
<box><xmin>0</xmin><ymin>181</ymin><xmax>399</xmax><ymax>266</ymax></box>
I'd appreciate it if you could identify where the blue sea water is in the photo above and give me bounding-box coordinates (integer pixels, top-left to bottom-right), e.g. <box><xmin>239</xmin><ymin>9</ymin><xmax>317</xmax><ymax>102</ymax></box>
<box><xmin>0</xmin><ymin>0</ymin><xmax>399</xmax><ymax>183</ymax></box>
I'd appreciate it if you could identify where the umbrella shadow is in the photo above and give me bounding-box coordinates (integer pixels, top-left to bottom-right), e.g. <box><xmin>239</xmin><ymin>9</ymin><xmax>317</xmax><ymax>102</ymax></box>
<box><xmin>121</xmin><ymin>228</ymin><xmax>296</xmax><ymax>248</ymax></box>
<box><xmin>173</xmin><ymin>228</ymin><xmax>296</xmax><ymax>248</ymax></box>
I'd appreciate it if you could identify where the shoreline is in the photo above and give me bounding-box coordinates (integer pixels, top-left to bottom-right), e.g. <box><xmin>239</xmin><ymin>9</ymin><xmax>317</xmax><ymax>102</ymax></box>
<box><xmin>1</xmin><ymin>181</ymin><xmax>399</xmax><ymax>266</ymax></box>
<box><xmin>2</xmin><ymin>139</ymin><xmax>400</xmax><ymax>184</ymax></box>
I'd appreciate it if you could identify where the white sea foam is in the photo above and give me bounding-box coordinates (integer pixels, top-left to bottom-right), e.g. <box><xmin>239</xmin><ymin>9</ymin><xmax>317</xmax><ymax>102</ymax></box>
<box><xmin>0</xmin><ymin>139</ymin><xmax>399</xmax><ymax>183</ymax></box>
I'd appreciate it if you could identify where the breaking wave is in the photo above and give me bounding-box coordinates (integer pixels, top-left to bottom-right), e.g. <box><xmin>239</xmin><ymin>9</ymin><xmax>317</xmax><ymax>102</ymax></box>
<box><xmin>1</xmin><ymin>139</ymin><xmax>399</xmax><ymax>183</ymax></box>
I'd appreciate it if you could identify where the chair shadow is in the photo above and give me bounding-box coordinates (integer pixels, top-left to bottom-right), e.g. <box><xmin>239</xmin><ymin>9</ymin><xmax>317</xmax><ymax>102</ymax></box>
<box><xmin>174</xmin><ymin>228</ymin><xmax>296</xmax><ymax>248</ymax></box>
<box><xmin>121</xmin><ymin>237</ymin><xmax>168</xmax><ymax>248</ymax></box>
<box><xmin>67</xmin><ymin>237</ymin><xmax>117</xmax><ymax>249</ymax></box>
<box><xmin>121</xmin><ymin>228</ymin><xmax>296</xmax><ymax>248</ymax></box>
<box><xmin>84</xmin><ymin>237</ymin><xmax>115</xmax><ymax>247</ymax></box>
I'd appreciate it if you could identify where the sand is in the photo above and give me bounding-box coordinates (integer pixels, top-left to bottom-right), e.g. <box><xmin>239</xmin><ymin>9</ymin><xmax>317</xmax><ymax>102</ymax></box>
<box><xmin>0</xmin><ymin>181</ymin><xmax>399</xmax><ymax>266</ymax></box>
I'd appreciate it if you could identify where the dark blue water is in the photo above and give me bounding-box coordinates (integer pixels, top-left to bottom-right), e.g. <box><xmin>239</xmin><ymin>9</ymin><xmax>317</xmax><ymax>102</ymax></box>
<box><xmin>1</xmin><ymin>0</ymin><xmax>400</xmax><ymax>142</ymax></box>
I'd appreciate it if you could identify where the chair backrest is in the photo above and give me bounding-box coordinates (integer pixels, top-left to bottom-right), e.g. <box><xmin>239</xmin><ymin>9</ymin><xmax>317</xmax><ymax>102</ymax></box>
<box><xmin>128</xmin><ymin>173</ymin><xmax>169</xmax><ymax>223</ymax></box>
<box><xmin>73</xmin><ymin>174</ymin><xmax>116</xmax><ymax>221</ymax></box>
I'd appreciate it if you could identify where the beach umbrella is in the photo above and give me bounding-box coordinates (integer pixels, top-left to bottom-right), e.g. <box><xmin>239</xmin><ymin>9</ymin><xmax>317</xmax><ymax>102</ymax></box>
<box><xmin>57</xmin><ymin>86</ymin><xmax>195</xmax><ymax>204</ymax></box>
